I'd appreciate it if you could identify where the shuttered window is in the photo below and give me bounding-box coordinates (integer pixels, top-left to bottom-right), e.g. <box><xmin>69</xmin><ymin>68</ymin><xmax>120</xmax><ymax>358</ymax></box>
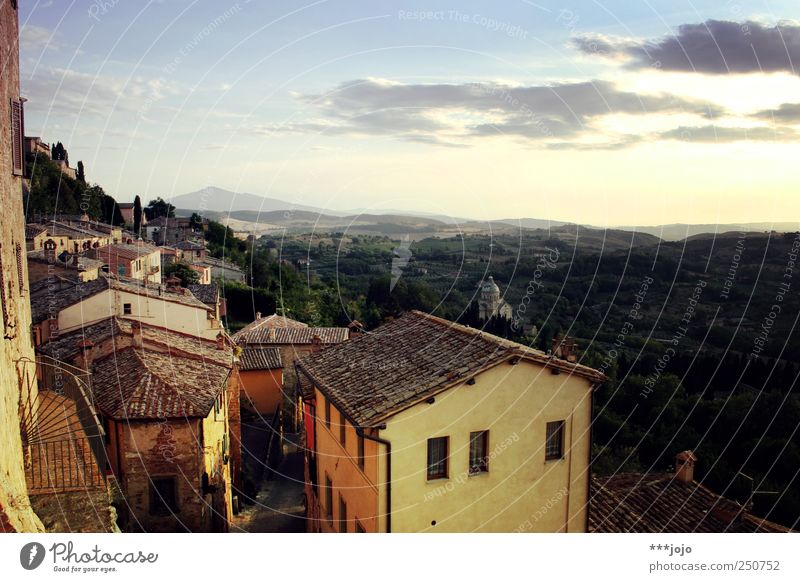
<box><xmin>545</xmin><ymin>420</ymin><xmax>565</xmax><ymax>460</ymax></box>
<box><xmin>11</xmin><ymin>99</ymin><xmax>24</xmax><ymax>176</ymax></box>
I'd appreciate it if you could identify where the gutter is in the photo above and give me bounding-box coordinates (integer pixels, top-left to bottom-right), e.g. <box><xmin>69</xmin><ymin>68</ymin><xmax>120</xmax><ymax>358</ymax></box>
<box><xmin>297</xmin><ymin>366</ymin><xmax>393</xmax><ymax>532</ymax></box>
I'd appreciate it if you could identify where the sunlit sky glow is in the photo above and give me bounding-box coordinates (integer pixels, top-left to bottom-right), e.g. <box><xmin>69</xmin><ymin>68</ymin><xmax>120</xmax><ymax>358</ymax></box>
<box><xmin>18</xmin><ymin>0</ymin><xmax>800</xmax><ymax>226</ymax></box>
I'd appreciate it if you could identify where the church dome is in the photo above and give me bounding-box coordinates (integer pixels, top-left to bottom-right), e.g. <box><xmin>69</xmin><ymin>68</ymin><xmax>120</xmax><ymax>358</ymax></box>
<box><xmin>481</xmin><ymin>276</ymin><xmax>500</xmax><ymax>294</ymax></box>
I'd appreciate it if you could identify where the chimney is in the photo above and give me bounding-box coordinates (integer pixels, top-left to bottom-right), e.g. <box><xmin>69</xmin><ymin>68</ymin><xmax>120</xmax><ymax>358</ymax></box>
<box><xmin>131</xmin><ymin>320</ymin><xmax>143</xmax><ymax>348</ymax></box>
<box><xmin>216</xmin><ymin>331</ymin><xmax>226</xmax><ymax>350</ymax></box>
<box><xmin>347</xmin><ymin>320</ymin><xmax>364</xmax><ymax>337</ymax></box>
<box><xmin>165</xmin><ymin>275</ymin><xmax>182</xmax><ymax>291</ymax></box>
<box><xmin>77</xmin><ymin>339</ymin><xmax>95</xmax><ymax>371</ymax></box>
<box><xmin>311</xmin><ymin>334</ymin><xmax>322</xmax><ymax>352</ymax></box>
<box><xmin>675</xmin><ymin>450</ymin><xmax>697</xmax><ymax>484</ymax></box>
<box><xmin>255</xmin><ymin>311</ymin><xmax>261</xmax><ymax>320</ymax></box>
<box><xmin>73</xmin><ymin>254</ymin><xmax>80</xmax><ymax>267</ymax></box>
<box><xmin>552</xmin><ymin>335</ymin><xmax>578</xmax><ymax>362</ymax></box>
<box><xmin>44</xmin><ymin>239</ymin><xmax>57</xmax><ymax>263</ymax></box>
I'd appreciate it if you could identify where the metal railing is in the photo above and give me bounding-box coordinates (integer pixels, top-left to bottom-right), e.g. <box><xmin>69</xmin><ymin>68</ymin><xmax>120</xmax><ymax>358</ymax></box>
<box><xmin>18</xmin><ymin>355</ymin><xmax>107</xmax><ymax>493</ymax></box>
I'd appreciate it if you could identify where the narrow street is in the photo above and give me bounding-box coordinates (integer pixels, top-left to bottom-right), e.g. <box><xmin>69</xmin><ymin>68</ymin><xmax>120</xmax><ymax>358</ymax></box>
<box><xmin>233</xmin><ymin>446</ymin><xmax>306</xmax><ymax>533</ymax></box>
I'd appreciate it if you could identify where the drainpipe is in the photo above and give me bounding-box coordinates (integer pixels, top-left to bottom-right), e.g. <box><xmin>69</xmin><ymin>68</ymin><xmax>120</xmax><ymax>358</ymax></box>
<box><xmin>358</xmin><ymin>428</ymin><xmax>392</xmax><ymax>533</ymax></box>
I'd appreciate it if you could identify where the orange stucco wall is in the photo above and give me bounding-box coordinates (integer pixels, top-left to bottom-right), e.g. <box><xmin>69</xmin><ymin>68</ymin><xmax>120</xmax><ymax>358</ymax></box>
<box><xmin>239</xmin><ymin>368</ymin><xmax>284</xmax><ymax>414</ymax></box>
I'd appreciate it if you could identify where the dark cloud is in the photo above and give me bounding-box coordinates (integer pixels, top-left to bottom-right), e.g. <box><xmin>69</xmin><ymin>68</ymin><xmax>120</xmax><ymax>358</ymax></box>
<box><xmin>283</xmin><ymin>78</ymin><xmax>720</xmax><ymax>147</ymax></box>
<box><xmin>573</xmin><ymin>20</ymin><xmax>800</xmax><ymax>74</ymax></box>
<box><xmin>753</xmin><ymin>102</ymin><xmax>800</xmax><ymax>123</ymax></box>
<box><xmin>660</xmin><ymin>124</ymin><xmax>797</xmax><ymax>142</ymax></box>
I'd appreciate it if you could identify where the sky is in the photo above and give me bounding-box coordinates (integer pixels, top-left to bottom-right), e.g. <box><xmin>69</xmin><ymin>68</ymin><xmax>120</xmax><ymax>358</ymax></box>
<box><xmin>18</xmin><ymin>0</ymin><xmax>800</xmax><ymax>226</ymax></box>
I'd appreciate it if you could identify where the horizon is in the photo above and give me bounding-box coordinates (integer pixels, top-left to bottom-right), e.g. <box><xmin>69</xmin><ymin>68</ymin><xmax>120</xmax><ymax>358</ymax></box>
<box><xmin>19</xmin><ymin>1</ymin><xmax>800</xmax><ymax>226</ymax></box>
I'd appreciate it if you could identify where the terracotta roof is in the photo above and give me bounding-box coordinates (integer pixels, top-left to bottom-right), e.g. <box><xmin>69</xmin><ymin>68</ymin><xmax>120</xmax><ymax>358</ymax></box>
<box><xmin>30</xmin><ymin>276</ymin><xmax>110</xmax><ymax>323</ymax></box>
<box><xmin>37</xmin><ymin>316</ymin><xmax>230</xmax><ymax>367</ymax></box>
<box><xmin>175</xmin><ymin>241</ymin><xmax>205</xmax><ymax>250</ymax></box>
<box><xmin>589</xmin><ymin>473</ymin><xmax>791</xmax><ymax>533</ymax></box>
<box><xmin>92</xmin><ymin>243</ymin><xmax>158</xmax><ymax>262</ymax></box>
<box><xmin>91</xmin><ymin>346</ymin><xmax>231</xmax><ymax>419</ymax></box>
<box><xmin>187</xmin><ymin>283</ymin><xmax>219</xmax><ymax>306</ymax></box>
<box><xmin>26</xmin><ymin>224</ymin><xmax>47</xmax><ymax>239</ymax></box>
<box><xmin>239</xmin><ymin>346</ymin><xmax>282</xmax><ymax>371</ymax></box>
<box><xmin>28</xmin><ymin>250</ymin><xmax>105</xmax><ymax>272</ymax></box>
<box><xmin>297</xmin><ymin>310</ymin><xmax>604</xmax><ymax>427</ymax></box>
<box><xmin>237</xmin><ymin>326</ymin><xmax>349</xmax><ymax>345</ymax></box>
<box><xmin>233</xmin><ymin>313</ymin><xmax>309</xmax><ymax>339</ymax></box>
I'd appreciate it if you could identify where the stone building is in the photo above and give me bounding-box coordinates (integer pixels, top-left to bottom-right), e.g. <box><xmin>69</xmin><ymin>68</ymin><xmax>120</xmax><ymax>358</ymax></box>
<box><xmin>39</xmin><ymin>317</ymin><xmax>241</xmax><ymax>532</ymax></box>
<box><xmin>477</xmin><ymin>276</ymin><xmax>513</xmax><ymax>321</ymax></box>
<box><xmin>0</xmin><ymin>0</ymin><xmax>44</xmax><ymax>533</ymax></box>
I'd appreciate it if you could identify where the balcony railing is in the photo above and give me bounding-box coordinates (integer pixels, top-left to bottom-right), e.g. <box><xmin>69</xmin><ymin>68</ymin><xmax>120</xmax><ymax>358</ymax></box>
<box><xmin>18</xmin><ymin>355</ymin><xmax>107</xmax><ymax>494</ymax></box>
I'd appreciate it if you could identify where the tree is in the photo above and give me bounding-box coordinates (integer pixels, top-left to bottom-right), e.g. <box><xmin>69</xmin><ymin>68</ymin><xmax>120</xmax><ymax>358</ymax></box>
<box><xmin>76</xmin><ymin>160</ymin><xmax>85</xmax><ymax>183</ymax></box>
<box><xmin>163</xmin><ymin>261</ymin><xmax>200</xmax><ymax>286</ymax></box>
<box><xmin>133</xmin><ymin>195</ymin><xmax>142</xmax><ymax>234</ymax></box>
<box><xmin>189</xmin><ymin>212</ymin><xmax>203</xmax><ymax>230</ymax></box>
<box><xmin>145</xmin><ymin>197</ymin><xmax>176</xmax><ymax>219</ymax></box>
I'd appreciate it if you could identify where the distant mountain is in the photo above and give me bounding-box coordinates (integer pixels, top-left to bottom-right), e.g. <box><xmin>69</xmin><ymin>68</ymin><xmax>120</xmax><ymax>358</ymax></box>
<box><xmin>169</xmin><ymin>187</ymin><xmax>346</xmax><ymax>216</ymax></box>
<box><xmin>170</xmin><ymin>187</ymin><xmax>797</xmax><ymax>242</ymax></box>
<box><xmin>607</xmin><ymin>223</ymin><xmax>799</xmax><ymax>242</ymax></box>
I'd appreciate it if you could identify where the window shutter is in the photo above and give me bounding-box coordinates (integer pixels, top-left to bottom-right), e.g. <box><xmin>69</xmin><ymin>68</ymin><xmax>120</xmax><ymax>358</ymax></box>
<box><xmin>11</xmin><ymin>99</ymin><xmax>24</xmax><ymax>176</ymax></box>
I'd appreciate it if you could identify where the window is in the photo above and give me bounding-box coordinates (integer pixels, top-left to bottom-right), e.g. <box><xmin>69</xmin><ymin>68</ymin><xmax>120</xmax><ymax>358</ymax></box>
<box><xmin>338</xmin><ymin>494</ymin><xmax>347</xmax><ymax>533</ymax></box>
<box><xmin>324</xmin><ymin>476</ymin><xmax>333</xmax><ymax>522</ymax></box>
<box><xmin>545</xmin><ymin>420</ymin><xmax>565</xmax><ymax>460</ymax></box>
<box><xmin>325</xmin><ymin>398</ymin><xmax>331</xmax><ymax>429</ymax></box>
<box><xmin>149</xmin><ymin>477</ymin><xmax>178</xmax><ymax>515</ymax></box>
<box><xmin>427</xmin><ymin>437</ymin><xmax>449</xmax><ymax>480</ymax></box>
<box><xmin>357</xmin><ymin>435</ymin><xmax>365</xmax><ymax>471</ymax></box>
<box><xmin>11</xmin><ymin>99</ymin><xmax>24</xmax><ymax>176</ymax></box>
<box><xmin>469</xmin><ymin>430</ymin><xmax>489</xmax><ymax>474</ymax></box>
<box><xmin>339</xmin><ymin>411</ymin><xmax>346</xmax><ymax>447</ymax></box>
<box><xmin>123</xmin><ymin>303</ymin><xmax>132</xmax><ymax>315</ymax></box>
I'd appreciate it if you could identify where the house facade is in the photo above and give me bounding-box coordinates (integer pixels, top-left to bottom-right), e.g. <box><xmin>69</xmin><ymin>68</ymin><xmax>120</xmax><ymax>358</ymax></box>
<box><xmin>93</xmin><ymin>242</ymin><xmax>162</xmax><ymax>283</ymax></box>
<box><xmin>297</xmin><ymin>310</ymin><xmax>605</xmax><ymax>533</ymax></box>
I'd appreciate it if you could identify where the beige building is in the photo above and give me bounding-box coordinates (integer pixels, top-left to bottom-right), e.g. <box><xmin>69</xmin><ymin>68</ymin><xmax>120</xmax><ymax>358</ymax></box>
<box><xmin>297</xmin><ymin>310</ymin><xmax>604</xmax><ymax>533</ymax></box>
<box><xmin>29</xmin><ymin>273</ymin><xmax>223</xmax><ymax>343</ymax></box>
<box><xmin>27</xmin><ymin>221</ymin><xmax>112</xmax><ymax>253</ymax></box>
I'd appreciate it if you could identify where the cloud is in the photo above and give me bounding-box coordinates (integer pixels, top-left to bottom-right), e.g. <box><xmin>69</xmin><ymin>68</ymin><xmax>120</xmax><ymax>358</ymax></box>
<box><xmin>573</xmin><ymin>20</ymin><xmax>800</xmax><ymax>74</ymax></box>
<box><xmin>753</xmin><ymin>102</ymin><xmax>800</xmax><ymax>123</ymax></box>
<box><xmin>273</xmin><ymin>78</ymin><xmax>721</xmax><ymax>148</ymax></box>
<box><xmin>20</xmin><ymin>24</ymin><xmax>59</xmax><ymax>52</ymax></box>
<box><xmin>22</xmin><ymin>67</ymin><xmax>178</xmax><ymax>119</ymax></box>
<box><xmin>660</xmin><ymin>124</ymin><xmax>797</xmax><ymax>142</ymax></box>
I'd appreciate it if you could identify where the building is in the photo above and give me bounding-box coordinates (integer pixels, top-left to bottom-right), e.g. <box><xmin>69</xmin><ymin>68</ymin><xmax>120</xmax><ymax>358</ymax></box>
<box><xmin>118</xmin><ymin>202</ymin><xmax>147</xmax><ymax>228</ymax></box>
<box><xmin>24</xmin><ymin>136</ymin><xmax>50</xmax><ymax>158</ymax></box>
<box><xmin>39</xmin><ymin>317</ymin><xmax>241</xmax><ymax>532</ymax></box>
<box><xmin>93</xmin><ymin>242</ymin><xmax>162</xmax><ymax>283</ymax></box>
<box><xmin>29</xmin><ymin>273</ymin><xmax>223</xmax><ymax>343</ymax></box>
<box><xmin>188</xmin><ymin>282</ymin><xmax>226</xmax><ymax>320</ymax></box>
<box><xmin>0</xmin><ymin>0</ymin><xmax>45</xmax><ymax>532</ymax></box>
<box><xmin>189</xmin><ymin>262</ymin><xmax>212</xmax><ymax>284</ymax></box>
<box><xmin>477</xmin><ymin>276</ymin><xmax>513</xmax><ymax>320</ymax></box>
<box><xmin>27</xmin><ymin>221</ymin><xmax>112</xmax><ymax>253</ymax></box>
<box><xmin>296</xmin><ymin>310</ymin><xmax>605</xmax><ymax>533</ymax></box>
<box><xmin>589</xmin><ymin>451</ymin><xmax>791</xmax><ymax>533</ymax></box>
<box><xmin>176</xmin><ymin>240</ymin><xmax>207</xmax><ymax>262</ymax></box>
<box><xmin>200</xmin><ymin>255</ymin><xmax>245</xmax><ymax>283</ymax></box>
<box><xmin>27</xmin><ymin>249</ymin><xmax>104</xmax><ymax>282</ymax></box>
<box><xmin>234</xmin><ymin>312</ymin><xmax>349</xmax><ymax>419</ymax></box>
<box><xmin>238</xmin><ymin>346</ymin><xmax>284</xmax><ymax>414</ymax></box>
<box><xmin>145</xmin><ymin>216</ymin><xmax>207</xmax><ymax>245</ymax></box>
